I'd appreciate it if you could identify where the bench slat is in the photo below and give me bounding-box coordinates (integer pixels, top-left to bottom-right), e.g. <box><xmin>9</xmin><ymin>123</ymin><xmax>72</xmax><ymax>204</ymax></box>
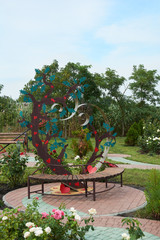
<box><xmin>0</xmin><ymin>132</ymin><xmax>28</xmax><ymax>150</ymax></box>
<box><xmin>0</xmin><ymin>140</ymin><xmax>24</xmax><ymax>144</ymax></box>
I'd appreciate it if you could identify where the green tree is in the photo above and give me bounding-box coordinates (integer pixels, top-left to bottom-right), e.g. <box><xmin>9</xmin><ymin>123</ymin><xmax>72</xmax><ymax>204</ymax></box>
<box><xmin>0</xmin><ymin>95</ymin><xmax>18</xmax><ymax>131</ymax></box>
<box><xmin>19</xmin><ymin>60</ymin><xmax>101</xmax><ymax>104</ymax></box>
<box><xmin>0</xmin><ymin>84</ymin><xmax>3</xmax><ymax>94</ymax></box>
<box><xmin>60</xmin><ymin>62</ymin><xmax>101</xmax><ymax>105</ymax></box>
<box><xmin>96</xmin><ymin>68</ymin><xmax>127</xmax><ymax>136</ymax></box>
<box><xmin>129</xmin><ymin>64</ymin><xmax>160</xmax><ymax>106</ymax></box>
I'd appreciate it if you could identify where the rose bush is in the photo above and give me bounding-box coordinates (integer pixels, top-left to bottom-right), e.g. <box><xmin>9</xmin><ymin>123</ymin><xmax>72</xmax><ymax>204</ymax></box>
<box><xmin>138</xmin><ymin>119</ymin><xmax>160</xmax><ymax>154</ymax></box>
<box><xmin>0</xmin><ymin>146</ymin><xmax>28</xmax><ymax>187</ymax></box>
<box><xmin>0</xmin><ymin>198</ymin><xmax>95</xmax><ymax>240</ymax></box>
<box><xmin>121</xmin><ymin>218</ymin><xmax>145</xmax><ymax>240</ymax></box>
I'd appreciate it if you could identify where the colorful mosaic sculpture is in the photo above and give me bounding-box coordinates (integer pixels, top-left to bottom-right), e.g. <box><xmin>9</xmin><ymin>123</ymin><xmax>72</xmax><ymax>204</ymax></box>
<box><xmin>19</xmin><ymin>67</ymin><xmax>116</xmax><ymax>176</ymax></box>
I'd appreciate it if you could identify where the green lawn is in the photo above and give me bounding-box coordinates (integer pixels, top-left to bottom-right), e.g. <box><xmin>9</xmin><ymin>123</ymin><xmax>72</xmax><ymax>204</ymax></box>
<box><xmin>111</xmin><ymin>168</ymin><xmax>153</xmax><ymax>187</ymax></box>
<box><xmin>108</xmin><ymin>137</ymin><xmax>160</xmax><ymax>165</ymax></box>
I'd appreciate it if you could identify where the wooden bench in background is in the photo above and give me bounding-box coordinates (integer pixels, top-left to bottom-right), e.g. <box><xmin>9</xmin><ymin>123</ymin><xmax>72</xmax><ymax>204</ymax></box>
<box><xmin>0</xmin><ymin>132</ymin><xmax>28</xmax><ymax>152</ymax></box>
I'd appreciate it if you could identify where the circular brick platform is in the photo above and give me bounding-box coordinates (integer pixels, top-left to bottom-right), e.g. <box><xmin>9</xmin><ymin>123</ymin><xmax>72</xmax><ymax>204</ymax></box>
<box><xmin>3</xmin><ymin>183</ymin><xmax>160</xmax><ymax>238</ymax></box>
<box><xmin>4</xmin><ymin>183</ymin><xmax>146</xmax><ymax>215</ymax></box>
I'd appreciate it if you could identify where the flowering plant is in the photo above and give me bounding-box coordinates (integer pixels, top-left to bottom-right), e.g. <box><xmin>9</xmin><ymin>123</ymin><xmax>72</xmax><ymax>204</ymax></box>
<box><xmin>121</xmin><ymin>218</ymin><xmax>145</xmax><ymax>240</ymax></box>
<box><xmin>0</xmin><ymin>198</ymin><xmax>95</xmax><ymax>239</ymax></box>
<box><xmin>0</xmin><ymin>146</ymin><xmax>28</xmax><ymax>187</ymax></box>
<box><xmin>138</xmin><ymin>119</ymin><xmax>160</xmax><ymax>154</ymax></box>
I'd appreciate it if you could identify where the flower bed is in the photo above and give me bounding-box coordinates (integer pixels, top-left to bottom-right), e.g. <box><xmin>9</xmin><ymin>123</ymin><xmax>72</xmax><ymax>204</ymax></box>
<box><xmin>0</xmin><ymin>197</ymin><xmax>96</xmax><ymax>239</ymax></box>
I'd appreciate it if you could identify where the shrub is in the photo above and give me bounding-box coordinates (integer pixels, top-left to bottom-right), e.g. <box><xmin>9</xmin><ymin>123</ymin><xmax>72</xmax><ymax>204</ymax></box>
<box><xmin>138</xmin><ymin>119</ymin><xmax>160</xmax><ymax>154</ymax></box>
<box><xmin>144</xmin><ymin>169</ymin><xmax>160</xmax><ymax>219</ymax></box>
<box><xmin>137</xmin><ymin>119</ymin><xmax>143</xmax><ymax>136</ymax></box>
<box><xmin>125</xmin><ymin>122</ymin><xmax>139</xmax><ymax>146</ymax></box>
<box><xmin>71</xmin><ymin>128</ymin><xmax>93</xmax><ymax>158</ymax></box>
<box><xmin>0</xmin><ymin>198</ymin><xmax>95</xmax><ymax>240</ymax></box>
<box><xmin>0</xmin><ymin>146</ymin><xmax>28</xmax><ymax>187</ymax></box>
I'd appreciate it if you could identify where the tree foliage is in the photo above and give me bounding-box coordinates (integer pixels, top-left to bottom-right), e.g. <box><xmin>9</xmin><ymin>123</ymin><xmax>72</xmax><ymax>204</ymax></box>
<box><xmin>1</xmin><ymin>61</ymin><xmax>160</xmax><ymax>139</ymax></box>
<box><xmin>129</xmin><ymin>64</ymin><xmax>160</xmax><ymax>105</ymax></box>
<box><xmin>96</xmin><ymin>68</ymin><xmax>128</xmax><ymax>136</ymax></box>
<box><xmin>0</xmin><ymin>95</ymin><xmax>18</xmax><ymax>131</ymax></box>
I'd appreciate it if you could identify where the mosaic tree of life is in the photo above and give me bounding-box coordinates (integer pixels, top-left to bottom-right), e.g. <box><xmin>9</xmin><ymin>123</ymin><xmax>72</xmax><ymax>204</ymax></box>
<box><xmin>19</xmin><ymin>66</ymin><xmax>116</xmax><ymax>176</ymax></box>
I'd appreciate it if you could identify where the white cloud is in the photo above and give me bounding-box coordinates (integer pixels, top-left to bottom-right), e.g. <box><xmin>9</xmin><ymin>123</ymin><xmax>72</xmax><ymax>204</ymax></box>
<box><xmin>96</xmin><ymin>15</ymin><xmax>160</xmax><ymax>44</ymax></box>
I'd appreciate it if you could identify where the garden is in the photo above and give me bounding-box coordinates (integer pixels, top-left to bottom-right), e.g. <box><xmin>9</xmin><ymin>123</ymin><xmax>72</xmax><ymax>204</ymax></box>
<box><xmin>0</xmin><ymin>61</ymin><xmax>160</xmax><ymax>239</ymax></box>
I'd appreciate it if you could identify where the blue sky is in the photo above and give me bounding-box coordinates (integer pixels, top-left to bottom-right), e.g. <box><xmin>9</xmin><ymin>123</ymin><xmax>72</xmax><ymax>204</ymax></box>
<box><xmin>0</xmin><ymin>0</ymin><xmax>160</xmax><ymax>99</ymax></box>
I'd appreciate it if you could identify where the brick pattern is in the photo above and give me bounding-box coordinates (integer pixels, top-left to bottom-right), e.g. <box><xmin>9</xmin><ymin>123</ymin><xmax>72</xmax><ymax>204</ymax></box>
<box><xmin>3</xmin><ymin>182</ymin><xmax>160</xmax><ymax>237</ymax></box>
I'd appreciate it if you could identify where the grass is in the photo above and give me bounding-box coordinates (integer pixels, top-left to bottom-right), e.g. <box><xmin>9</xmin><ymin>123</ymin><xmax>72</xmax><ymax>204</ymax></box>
<box><xmin>112</xmin><ymin>168</ymin><xmax>152</xmax><ymax>187</ymax></box>
<box><xmin>109</xmin><ymin>137</ymin><xmax>160</xmax><ymax>165</ymax></box>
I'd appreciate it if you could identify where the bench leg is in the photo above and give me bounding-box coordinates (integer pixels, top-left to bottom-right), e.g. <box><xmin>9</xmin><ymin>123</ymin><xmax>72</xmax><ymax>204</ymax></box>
<box><xmin>93</xmin><ymin>180</ymin><xmax>96</xmax><ymax>201</ymax></box>
<box><xmin>42</xmin><ymin>182</ymin><xmax>44</xmax><ymax>195</ymax></box>
<box><xmin>27</xmin><ymin>178</ymin><xmax>30</xmax><ymax>199</ymax></box>
<box><xmin>121</xmin><ymin>173</ymin><xmax>123</xmax><ymax>187</ymax></box>
<box><xmin>85</xmin><ymin>181</ymin><xmax>88</xmax><ymax>197</ymax></box>
<box><xmin>105</xmin><ymin>178</ymin><xmax>108</xmax><ymax>188</ymax></box>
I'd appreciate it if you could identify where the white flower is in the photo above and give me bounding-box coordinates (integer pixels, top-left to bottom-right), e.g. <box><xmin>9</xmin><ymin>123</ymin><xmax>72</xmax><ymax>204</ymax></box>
<box><xmin>74</xmin><ymin>155</ymin><xmax>80</xmax><ymax>160</ymax></box>
<box><xmin>29</xmin><ymin>227</ymin><xmax>36</xmax><ymax>232</ymax></box>
<box><xmin>2</xmin><ymin>216</ymin><xmax>8</xmax><ymax>220</ymax></box>
<box><xmin>122</xmin><ymin>233</ymin><xmax>128</xmax><ymax>238</ymax></box>
<box><xmin>45</xmin><ymin>226</ymin><xmax>51</xmax><ymax>234</ymax></box>
<box><xmin>88</xmin><ymin>208</ymin><xmax>97</xmax><ymax>215</ymax></box>
<box><xmin>24</xmin><ymin>231</ymin><xmax>30</xmax><ymax>238</ymax></box>
<box><xmin>74</xmin><ymin>214</ymin><xmax>81</xmax><ymax>221</ymax></box>
<box><xmin>26</xmin><ymin>222</ymin><xmax>35</xmax><ymax>228</ymax></box>
<box><xmin>34</xmin><ymin>227</ymin><xmax>43</xmax><ymax>236</ymax></box>
<box><xmin>70</xmin><ymin>207</ymin><xmax>77</xmax><ymax>213</ymax></box>
<box><xmin>121</xmin><ymin>233</ymin><xmax>130</xmax><ymax>239</ymax></box>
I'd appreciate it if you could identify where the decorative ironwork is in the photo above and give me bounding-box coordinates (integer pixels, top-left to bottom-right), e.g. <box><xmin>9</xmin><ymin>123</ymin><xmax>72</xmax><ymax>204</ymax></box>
<box><xmin>19</xmin><ymin>67</ymin><xmax>116</xmax><ymax>176</ymax></box>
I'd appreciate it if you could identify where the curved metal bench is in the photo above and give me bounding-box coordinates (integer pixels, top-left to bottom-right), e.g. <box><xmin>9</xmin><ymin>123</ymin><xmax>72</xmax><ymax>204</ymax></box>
<box><xmin>28</xmin><ymin>167</ymin><xmax>124</xmax><ymax>201</ymax></box>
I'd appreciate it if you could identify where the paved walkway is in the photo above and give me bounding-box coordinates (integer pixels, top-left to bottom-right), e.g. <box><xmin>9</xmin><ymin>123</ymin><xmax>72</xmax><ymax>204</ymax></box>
<box><xmin>108</xmin><ymin>154</ymin><xmax>160</xmax><ymax>170</ymax></box>
<box><xmin>1</xmin><ymin>153</ymin><xmax>160</xmax><ymax>239</ymax></box>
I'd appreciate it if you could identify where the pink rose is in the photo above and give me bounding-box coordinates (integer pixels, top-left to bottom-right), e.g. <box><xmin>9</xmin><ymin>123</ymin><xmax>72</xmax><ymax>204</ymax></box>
<box><xmin>35</xmin><ymin>197</ymin><xmax>39</xmax><ymax>200</ymax></box>
<box><xmin>61</xmin><ymin>210</ymin><xmax>64</xmax><ymax>216</ymax></box>
<box><xmin>41</xmin><ymin>212</ymin><xmax>49</xmax><ymax>218</ymax></box>
<box><xmin>53</xmin><ymin>210</ymin><xmax>64</xmax><ymax>220</ymax></box>
<box><xmin>52</xmin><ymin>209</ymin><xmax>56</xmax><ymax>213</ymax></box>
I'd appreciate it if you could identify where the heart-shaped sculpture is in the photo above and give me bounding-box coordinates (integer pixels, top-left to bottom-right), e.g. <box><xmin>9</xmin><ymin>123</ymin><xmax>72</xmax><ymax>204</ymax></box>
<box><xmin>46</xmin><ymin>158</ymin><xmax>51</xmax><ymax>164</ymax></box>
<box><xmin>60</xmin><ymin>183</ymin><xmax>70</xmax><ymax>193</ymax></box>
<box><xmin>87</xmin><ymin>165</ymin><xmax>97</xmax><ymax>174</ymax></box>
<box><xmin>74</xmin><ymin>182</ymin><xmax>80</xmax><ymax>187</ymax></box>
